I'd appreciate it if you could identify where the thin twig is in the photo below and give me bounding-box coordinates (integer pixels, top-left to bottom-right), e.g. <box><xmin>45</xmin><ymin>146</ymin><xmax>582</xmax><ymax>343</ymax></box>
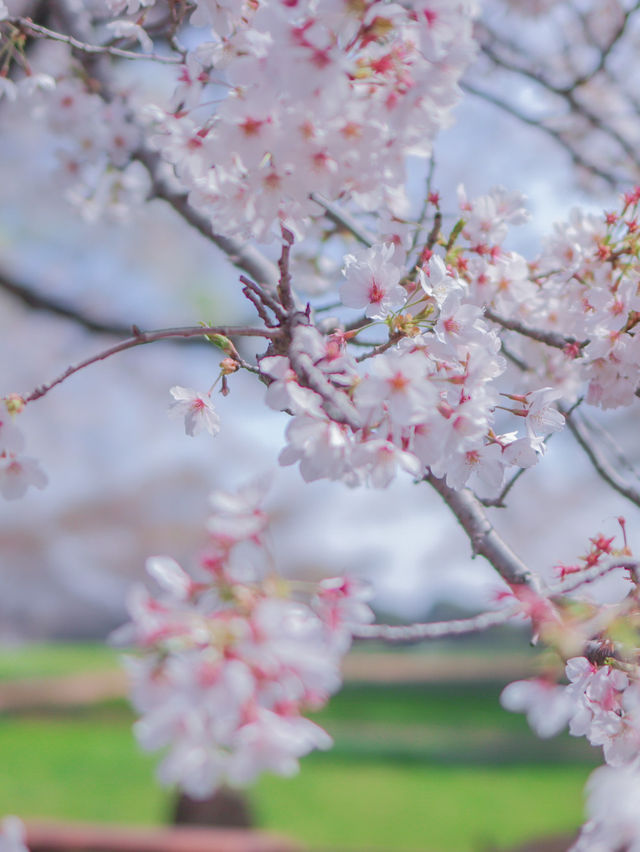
<box><xmin>310</xmin><ymin>193</ymin><xmax>374</xmax><ymax>248</ymax></box>
<box><xmin>239</xmin><ymin>275</ymin><xmax>284</xmax><ymax>321</ymax></box>
<box><xmin>25</xmin><ymin>324</ymin><xmax>278</xmax><ymax>402</ymax></box>
<box><xmin>461</xmin><ymin>81</ymin><xmax>622</xmax><ymax>186</ymax></box>
<box><xmin>484</xmin><ymin>307</ymin><xmax>586</xmax><ymax>351</ymax></box>
<box><xmin>242</xmin><ymin>285</ymin><xmax>276</xmax><ymax>328</ymax></box>
<box><xmin>562</xmin><ymin>407</ymin><xmax>640</xmax><ymax>509</ymax></box>
<box><xmin>548</xmin><ymin>557</ymin><xmax>639</xmax><ymax>597</ymax></box>
<box><xmin>355</xmin><ymin>335</ymin><xmax>401</xmax><ymax>362</ymax></box>
<box><xmin>353</xmin><ymin>605</ymin><xmax>521</xmax><ymax>643</ymax></box>
<box><xmin>8</xmin><ymin>16</ymin><xmax>181</xmax><ymax>64</ymax></box>
<box><xmin>481</xmin><ymin>467</ymin><xmax>527</xmax><ymax>509</ymax></box>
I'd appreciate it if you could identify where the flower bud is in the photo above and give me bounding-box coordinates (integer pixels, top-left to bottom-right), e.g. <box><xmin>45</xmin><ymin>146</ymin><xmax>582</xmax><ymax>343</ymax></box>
<box><xmin>4</xmin><ymin>394</ymin><xmax>25</xmax><ymax>416</ymax></box>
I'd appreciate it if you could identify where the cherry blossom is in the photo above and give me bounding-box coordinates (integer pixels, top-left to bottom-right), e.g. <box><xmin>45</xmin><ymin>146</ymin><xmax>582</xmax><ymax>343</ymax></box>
<box><xmin>0</xmin><ymin>456</ymin><xmax>47</xmax><ymax>500</ymax></box>
<box><xmin>168</xmin><ymin>387</ymin><xmax>220</xmax><ymax>438</ymax></box>
<box><xmin>0</xmin><ymin>818</ymin><xmax>28</xmax><ymax>852</ymax></box>
<box><xmin>118</xmin><ymin>481</ymin><xmax>374</xmax><ymax>796</ymax></box>
<box><xmin>340</xmin><ymin>243</ymin><xmax>407</xmax><ymax>319</ymax></box>
<box><xmin>500</xmin><ymin>678</ymin><xmax>574</xmax><ymax>738</ymax></box>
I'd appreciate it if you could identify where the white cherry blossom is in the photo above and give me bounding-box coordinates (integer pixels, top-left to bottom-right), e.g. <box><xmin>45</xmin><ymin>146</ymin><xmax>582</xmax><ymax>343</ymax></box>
<box><xmin>341</xmin><ymin>243</ymin><xmax>407</xmax><ymax>320</ymax></box>
<box><xmin>168</xmin><ymin>387</ymin><xmax>220</xmax><ymax>438</ymax></box>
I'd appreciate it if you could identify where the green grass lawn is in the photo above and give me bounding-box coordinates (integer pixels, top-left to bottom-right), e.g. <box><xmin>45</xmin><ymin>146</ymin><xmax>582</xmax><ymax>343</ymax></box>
<box><xmin>0</xmin><ymin>643</ymin><xmax>119</xmax><ymax>681</ymax></box>
<box><xmin>0</xmin><ymin>644</ymin><xmax>596</xmax><ymax>851</ymax></box>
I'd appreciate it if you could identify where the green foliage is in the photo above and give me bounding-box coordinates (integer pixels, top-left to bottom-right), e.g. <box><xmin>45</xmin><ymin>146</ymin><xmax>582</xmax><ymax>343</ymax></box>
<box><xmin>0</xmin><ymin>643</ymin><xmax>119</xmax><ymax>681</ymax></box>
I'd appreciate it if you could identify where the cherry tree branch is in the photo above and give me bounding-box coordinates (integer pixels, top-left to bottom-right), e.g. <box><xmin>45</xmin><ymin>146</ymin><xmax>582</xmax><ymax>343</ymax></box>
<box><xmin>135</xmin><ymin>148</ymin><xmax>280</xmax><ymax>292</ymax></box>
<box><xmin>549</xmin><ymin>557</ymin><xmax>639</xmax><ymax>596</ymax></box>
<box><xmin>424</xmin><ymin>471</ymin><xmax>543</xmax><ymax>593</ymax></box>
<box><xmin>24</xmin><ymin>324</ymin><xmax>277</xmax><ymax>402</ymax></box>
<box><xmin>277</xmin><ymin>228</ymin><xmax>296</xmax><ymax>314</ymax></box>
<box><xmin>474</xmin><ymin>13</ymin><xmax>640</xmax><ymax>182</ymax></box>
<box><xmin>461</xmin><ymin>81</ymin><xmax>623</xmax><ymax>186</ymax></box>
<box><xmin>0</xmin><ymin>269</ymin><xmax>133</xmax><ymax>336</ymax></box>
<box><xmin>568</xmin><ymin>1</ymin><xmax>640</xmax><ymax>90</ymax></box>
<box><xmin>562</xmin><ymin>407</ymin><xmax>640</xmax><ymax>509</ymax></box>
<box><xmin>7</xmin><ymin>16</ymin><xmax>182</xmax><ymax>64</ymax></box>
<box><xmin>353</xmin><ymin>605</ymin><xmax>521</xmax><ymax>643</ymax></box>
<box><xmin>484</xmin><ymin>306</ymin><xmax>586</xmax><ymax>351</ymax></box>
<box><xmin>310</xmin><ymin>193</ymin><xmax>375</xmax><ymax>248</ymax></box>
<box><xmin>288</xmin><ymin>335</ymin><xmax>362</xmax><ymax>429</ymax></box>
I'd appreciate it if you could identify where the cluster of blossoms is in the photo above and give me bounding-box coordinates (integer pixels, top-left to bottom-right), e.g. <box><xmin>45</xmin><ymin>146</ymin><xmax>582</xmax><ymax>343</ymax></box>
<box><xmin>5</xmin><ymin>3</ymin><xmax>640</xmax><ymax>849</ymax></box>
<box><xmin>1</xmin><ymin>0</ymin><xmax>477</xmax><ymax>234</ymax></box>
<box><xmin>466</xmin><ymin>188</ymin><xmax>640</xmax><ymax>410</ymax></box>
<box><xmin>0</xmin><ymin>395</ymin><xmax>46</xmax><ymax>500</ymax></box>
<box><xmin>252</xmin><ymin>188</ymin><xmax>565</xmax><ymax>495</ymax></box>
<box><xmin>499</xmin><ymin>527</ymin><xmax>640</xmax><ymax>850</ymax></box>
<box><xmin>0</xmin><ymin>12</ymin><xmax>148</xmax><ymax>221</ymax></box>
<box><xmin>146</xmin><ymin>0</ymin><xmax>478</xmax><ymax>240</ymax></box>
<box><xmin>115</xmin><ymin>478</ymin><xmax>374</xmax><ymax>797</ymax></box>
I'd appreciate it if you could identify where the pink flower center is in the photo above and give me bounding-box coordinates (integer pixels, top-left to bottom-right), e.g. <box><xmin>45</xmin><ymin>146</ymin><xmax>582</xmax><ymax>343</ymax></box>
<box><xmin>368</xmin><ymin>279</ymin><xmax>385</xmax><ymax>303</ymax></box>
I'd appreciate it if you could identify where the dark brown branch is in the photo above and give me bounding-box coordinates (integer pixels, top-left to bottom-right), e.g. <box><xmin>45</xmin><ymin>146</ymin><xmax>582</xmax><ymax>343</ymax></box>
<box><xmin>239</xmin><ymin>275</ymin><xmax>284</xmax><ymax>322</ymax></box>
<box><xmin>0</xmin><ymin>269</ymin><xmax>132</xmax><ymax>336</ymax></box>
<box><xmin>277</xmin><ymin>228</ymin><xmax>295</xmax><ymax>314</ymax></box>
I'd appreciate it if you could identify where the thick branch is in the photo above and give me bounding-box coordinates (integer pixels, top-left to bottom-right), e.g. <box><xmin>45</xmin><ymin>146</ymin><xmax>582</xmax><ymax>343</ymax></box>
<box><xmin>425</xmin><ymin>471</ymin><xmax>543</xmax><ymax>592</ymax></box>
<box><xmin>135</xmin><ymin>148</ymin><xmax>280</xmax><ymax>291</ymax></box>
<box><xmin>0</xmin><ymin>269</ymin><xmax>133</xmax><ymax>336</ymax></box>
<box><xmin>288</xmin><ymin>344</ymin><xmax>362</xmax><ymax>430</ymax></box>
